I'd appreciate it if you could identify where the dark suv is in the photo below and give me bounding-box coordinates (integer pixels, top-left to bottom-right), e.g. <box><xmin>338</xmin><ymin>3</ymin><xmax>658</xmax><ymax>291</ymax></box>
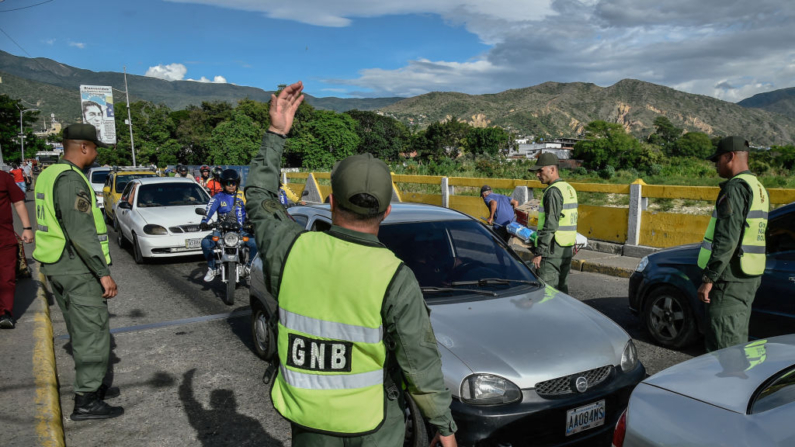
<box><xmin>629</xmin><ymin>202</ymin><xmax>795</xmax><ymax>348</ymax></box>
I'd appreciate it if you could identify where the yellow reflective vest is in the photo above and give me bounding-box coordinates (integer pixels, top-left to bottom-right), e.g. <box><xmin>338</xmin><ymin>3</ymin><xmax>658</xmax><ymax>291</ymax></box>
<box><xmin>33</xmin><ymin>164</ymin><xmax>111</xmax><ymax>265</ymax></box>
<box><xmin>272</xmin><ymin>231</ymin><xmax>402</xmax><ymax>435</ymax></box>
<box><xmin>537</xmin><ymin>181</ymin><xmax>578</xmax><ymax>247</ymax></box>
<box><xmin>698</xmin><ymin>173</ymin><xmax>768</xmax><ymax>276</ymax></box>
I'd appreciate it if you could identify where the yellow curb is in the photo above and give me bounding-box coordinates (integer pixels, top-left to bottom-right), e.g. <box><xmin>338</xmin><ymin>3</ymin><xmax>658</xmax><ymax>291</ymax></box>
<box><xmin>580</xmin><ymin>262</ymin><xmax>634</xmax><ymax>278</ymax></box>
<box><xmin>570</xmin><ymin>258</ymin><xmax>585</xmax><ymax>271</ymax></box>
<box><xmin>33</xmin><ymin>269</ymin><xmax>65</xmax><ymax>447</ymax></box>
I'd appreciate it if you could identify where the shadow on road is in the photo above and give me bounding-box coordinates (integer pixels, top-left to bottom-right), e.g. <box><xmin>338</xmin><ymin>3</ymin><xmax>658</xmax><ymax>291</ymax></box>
<box><xmin>179</xmin><ymin>368</ymin><xmax>283</xmax><ymax>447</ymax></box>
<box><xmin>581</xmin><ymin>296</ymin><xmax>705</xmax><ymax>358</ymax></box>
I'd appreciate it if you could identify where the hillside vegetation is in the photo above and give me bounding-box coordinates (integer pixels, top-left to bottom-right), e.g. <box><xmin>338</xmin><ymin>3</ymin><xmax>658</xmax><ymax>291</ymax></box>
<box><xmin>380</xmin><ymin>79</ymin><xmax>795</xmax><ymax>146</ymax></box>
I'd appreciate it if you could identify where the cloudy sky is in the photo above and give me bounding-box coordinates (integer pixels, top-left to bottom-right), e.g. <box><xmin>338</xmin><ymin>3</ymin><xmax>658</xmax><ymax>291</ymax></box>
<box><xmin>2</xmin><ymin>0</ymin><xmax>793</xmax><ymax>101</ymax></box>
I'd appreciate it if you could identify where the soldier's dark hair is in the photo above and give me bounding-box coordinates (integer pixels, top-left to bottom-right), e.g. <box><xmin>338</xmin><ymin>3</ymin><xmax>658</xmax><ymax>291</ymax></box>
<box><xmin>336</xmin><ymin>193</ymin><xmax>386</xmax><ymax>224</ymax></box>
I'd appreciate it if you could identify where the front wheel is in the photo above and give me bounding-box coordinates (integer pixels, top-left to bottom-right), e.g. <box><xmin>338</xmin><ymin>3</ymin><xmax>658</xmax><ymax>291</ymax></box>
<box><xmin>224</xmin><ymin>262</ymin><xmax>236</xmax><ymax>305</ymax></box>
<box><xmin>133</xmin><ymin>234</ymin><xmax>146</xmax><ymax>264</ymax></box>
<box><xmin>251</xmin><ymin>301</ymin><xmax>272</xmax><ymax>360</ymax></box>
<box><xmin>404</xmin><ymin>394</ymin><xmax>429</xmax><ymax>447</ymax></box>
<box><xmin>644</xmin><ymin>286</ymin><xmax>697</xmax><ymax>349</ymax></box>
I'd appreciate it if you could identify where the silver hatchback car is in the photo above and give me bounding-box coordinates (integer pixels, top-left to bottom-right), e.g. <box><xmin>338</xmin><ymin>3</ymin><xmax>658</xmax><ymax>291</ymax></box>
<box><xmin>614</xmin><ymin>335</ymin><xmax>795</xmax><ymax>447</ymax></box>
<box><xmin>249</xmin><ymin>203</ymin><xmax>645</xmax><ymax>446</ymax></box>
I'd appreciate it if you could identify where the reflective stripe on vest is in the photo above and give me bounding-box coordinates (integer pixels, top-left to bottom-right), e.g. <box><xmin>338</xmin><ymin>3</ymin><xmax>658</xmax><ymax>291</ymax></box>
<box><xmin>697</xmin><ymin>174</ymin><xmax>768</xmax><ymax>275</ymax></box>
<box><xmin>536</xmin><ymin>181</ymin><xmax>578</xmax><ymax>247</ymax></box>
<box><xmin>32</xmin><ymin>164</ymin><xmax>111</xmax><ymax>265</ymax></box>
<box><xmin>271</xmin><ymin>232</ymin><xmax>402</xmax><ymax>435</ymax></box>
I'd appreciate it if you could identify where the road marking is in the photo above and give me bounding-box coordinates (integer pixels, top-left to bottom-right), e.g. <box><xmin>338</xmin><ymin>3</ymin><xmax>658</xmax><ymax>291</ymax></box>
<box><xmin>54</xmin><ymin>309</ymin><xmax>252</xmax><ymax>340</ymax></box>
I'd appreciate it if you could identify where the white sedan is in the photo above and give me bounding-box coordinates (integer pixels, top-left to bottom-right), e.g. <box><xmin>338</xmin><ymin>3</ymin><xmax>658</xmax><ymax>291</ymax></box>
<box><xmin>114</xmin><ymin>177</ymin><xmax>212</xmax><ymax>263</ymax></box>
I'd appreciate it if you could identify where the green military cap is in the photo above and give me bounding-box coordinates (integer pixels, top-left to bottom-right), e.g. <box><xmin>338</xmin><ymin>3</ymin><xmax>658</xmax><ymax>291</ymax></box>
<box><xmin>331</xmin><ymin>153</ymin><xmax>392</xmax><ymax>215</ymax></box>
<box><xmin>706</xmin><ymin>136</ymin><xmax>749</xmax><ymax>161</ymax></box>
<box><xmin>528</xmin><ymin>152</ymin><xmax>560</xmax><ymax>171</ymax></box>
<box><xmin>63</xmin><ymin>124</ymin><xmax>109</xmax><ymax>148</ymax></box>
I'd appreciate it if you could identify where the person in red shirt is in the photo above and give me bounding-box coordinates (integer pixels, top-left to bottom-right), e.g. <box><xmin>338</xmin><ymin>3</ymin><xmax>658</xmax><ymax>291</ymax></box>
<box><xmin>0</xmin><ymin>170</ymin><xmax>34</xmax><ymax>328</ymax></box>
<box><xmin>9</xmin><ymin>164</ymin><xmax>26</xmax><ymax>196</ymax></box>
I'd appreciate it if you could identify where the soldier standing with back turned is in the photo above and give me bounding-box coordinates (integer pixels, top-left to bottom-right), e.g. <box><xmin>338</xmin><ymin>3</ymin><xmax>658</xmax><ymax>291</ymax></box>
<box><xmin>33</xmin><ymin>124</ymin><xmax>123</xmax><ymax>420</ymax></box>
<box><xmin>697</xmin><ymin>136</ymin><xmax>769</xmax><ymax>352</ymax></box>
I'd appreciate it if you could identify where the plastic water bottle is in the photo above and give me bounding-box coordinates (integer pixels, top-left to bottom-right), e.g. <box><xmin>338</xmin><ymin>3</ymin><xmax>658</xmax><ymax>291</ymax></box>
<box><xmin>506</xmin><ymin>222</ymin><xmax>536</xmax><ymax>244</ymax></box>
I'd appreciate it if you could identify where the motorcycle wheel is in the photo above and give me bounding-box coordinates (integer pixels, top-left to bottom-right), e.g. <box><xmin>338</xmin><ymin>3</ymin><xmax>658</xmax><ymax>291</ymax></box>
<box><xmin>224</xmin><ymin>262</ymin><xmax>236</xmax><ymax>305</ymax></box>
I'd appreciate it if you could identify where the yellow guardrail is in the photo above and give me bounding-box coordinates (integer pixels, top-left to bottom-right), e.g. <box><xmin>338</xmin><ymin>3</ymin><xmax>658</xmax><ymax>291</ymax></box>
<box><xmin>284</xmin><ymin>172</ymin><xmax>794</xmax><ymax>248</ymax></box>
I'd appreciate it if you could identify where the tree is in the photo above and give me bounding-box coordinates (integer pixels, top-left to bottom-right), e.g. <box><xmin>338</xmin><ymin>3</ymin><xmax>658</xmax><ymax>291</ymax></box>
<box><xmin>649</xmin><ymin>116</ymin><xmax>682</xmax><ymax>154</ymax></box>
<box><xmin>771</xmin><ymin>144</ymin><xmax>795</xmax><ymax>170</ymax></box>
<box><xmin>345</xmin><ymin>110</ymin><xmax>410</xmax><ymax>162</ymax></box>
<box><xmin>209</xmin><ymin>110</ymin><xmax>262</xmax><ymax>165</ymax></box>
<box><xmin>412</xmin><ymin>120</ymin><xmax>470</xmax><ymax>161</ymax></box>
<box><xmin>106</xmin><ymin>101</ymin><xmax>179</xmax><ymax>167</ymax></box>
<box><xmin>673</xmin><ymin>132</ymin><xmax>713</xmax><ymax>158</ymax></box>
<box><xmin>467</xmin><ymin>127</ymin><xmax>512</xmax><ymax>156</ymax></box>
<box><xmin>573</xmin><ymin>120</ymin><xmax>643</xmax><ymax>170</ymax></box>
<box><xmin>236</xmin><ymin>98</ymin><xmax>270</xmax><ymax>129</ymax></box>
<box><xmin>175</xmin><ymin>106</ymin><xmax>212</xmax><ymax>165</ymax></box>
<box><xmin>0</xmin><ymin>94</ymin><xmax>47</xmax><ymax>163</ymax></box>
<box><xmin>284</xmin><ymin>110</ymin><xmax>359</xmax><ymax>169</ymax></box>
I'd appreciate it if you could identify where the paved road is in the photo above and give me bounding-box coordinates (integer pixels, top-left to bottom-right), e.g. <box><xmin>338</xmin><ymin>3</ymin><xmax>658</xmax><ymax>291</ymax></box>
<box><xmin>49</xmin><ymin>221</ymin><xmax>702</xmax><ymax>446</ymax></box>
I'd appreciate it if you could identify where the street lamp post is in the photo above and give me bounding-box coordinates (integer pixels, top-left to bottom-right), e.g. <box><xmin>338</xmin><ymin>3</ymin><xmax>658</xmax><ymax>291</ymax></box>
<box><xmin>113</xmin><ymin>67</ymin><xmax>137</xmax><ymax>166</ymax></box>
<box><xmin>16</xmin><ymin>104</ymin><xmax>39</xmax><ymax>165</ymax></box>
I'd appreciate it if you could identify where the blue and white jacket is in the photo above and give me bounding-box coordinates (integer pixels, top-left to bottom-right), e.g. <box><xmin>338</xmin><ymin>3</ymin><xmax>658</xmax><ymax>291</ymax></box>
<box><xmin>202</xmin><ymin>190</ymin><xmax>246</xmax><ymax>227</ymax></box>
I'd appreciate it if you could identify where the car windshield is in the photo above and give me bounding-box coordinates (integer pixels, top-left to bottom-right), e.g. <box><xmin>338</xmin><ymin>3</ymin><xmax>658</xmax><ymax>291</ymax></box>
<box><xmin>751</xmin><ymin>367</ymin><xmax>795</xmax><ymax>414</ymax></box>
<box><xmin>378</xmin><ymin>220</ymin><xmax>537</xmax><ymax>298</ymax></box>
<box><xmin>137</xmin><ymin>183</ymin><xmax>209</xmax><ymax>207</ymax></box>
<box><xmin>117</xmin><ymin>174</ymin><xmax>156</xmax><ymax>192</ymax></box>
<box><xmin>91</xmin><ymin>171</ymin><xmax>109</xmax><ymax>184</ymax></box>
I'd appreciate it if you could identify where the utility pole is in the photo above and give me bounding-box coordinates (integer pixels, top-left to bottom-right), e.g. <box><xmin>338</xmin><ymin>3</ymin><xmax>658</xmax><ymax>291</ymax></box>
<box><xmin>124</xmin><ymin>66</ymin><xmax>136</xmax><ymax>166</ymax></box>
<box><xmin>16</xmin><ymin>105</ymin><xmax>39</xmax><ymax>165</ymax></box>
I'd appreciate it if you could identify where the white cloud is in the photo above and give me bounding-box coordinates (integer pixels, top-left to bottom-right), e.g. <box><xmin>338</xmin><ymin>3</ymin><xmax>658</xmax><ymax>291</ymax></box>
<box><xmin>42</xmin><ymin>38</ymin><xmax>56</xmax><ymax>45</ymax></box>
<box><xmin>187</xmin><ymin>75</ymin><xmax>228</xmax><ymax>83</ymax></box>
<box><xmin>68</xmin><ymin>41</ymin><xmax>85</xmax><ymax>49</ymax></box>
<box><xmin>166</xmin><ymin>0</ymin><xmax>795</xmax><ymax>100</ymax></box>
<box><xmin>145</xmin><ymin>63</ymin><xmax>188</xmax><ymax>81</ymax></box>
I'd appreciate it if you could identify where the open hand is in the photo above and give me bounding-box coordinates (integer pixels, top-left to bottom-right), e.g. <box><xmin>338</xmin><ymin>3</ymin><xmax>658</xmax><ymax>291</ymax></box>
<box><xmin>268</xmin><ymin>81</ymin><xmax>305</xmax><ymax>135</ymax></box>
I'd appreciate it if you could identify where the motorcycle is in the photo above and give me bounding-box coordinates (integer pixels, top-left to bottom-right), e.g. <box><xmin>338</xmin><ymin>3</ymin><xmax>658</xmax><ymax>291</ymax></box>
<box><xmin>195</xmin><ymin>208</ymin><xmax>252</xmax><ymax>305</ymax></box>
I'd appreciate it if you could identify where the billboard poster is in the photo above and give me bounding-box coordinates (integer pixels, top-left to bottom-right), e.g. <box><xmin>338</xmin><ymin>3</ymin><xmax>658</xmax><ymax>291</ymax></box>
<box><xmin>79</xmin><ymin>85</ymin><xmax>117</xmax><ymax>145</ymax></box>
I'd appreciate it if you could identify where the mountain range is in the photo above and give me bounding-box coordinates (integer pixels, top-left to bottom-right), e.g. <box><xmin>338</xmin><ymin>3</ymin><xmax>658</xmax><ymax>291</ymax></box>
<box><xmin>1</xmin><ymin>50</ymin><xmax>794</xmax><ymax>146</ymax></box>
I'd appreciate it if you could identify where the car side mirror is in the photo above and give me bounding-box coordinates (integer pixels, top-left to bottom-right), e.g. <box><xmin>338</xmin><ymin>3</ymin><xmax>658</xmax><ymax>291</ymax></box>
<box><xmin>119</xmin><ymin>202</ymin><xmax>131</xmax><ymax>210</ymax></box>
<box><xmin>195</xmin><ymin>208</ymin><xmax>206</xmax><ymax>216</ymax></box>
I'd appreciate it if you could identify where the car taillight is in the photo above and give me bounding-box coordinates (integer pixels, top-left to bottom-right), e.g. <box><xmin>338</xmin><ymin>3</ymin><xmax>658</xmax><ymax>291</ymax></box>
<box><xmin>612</xmin><ymin>409</ymin><xmax>627</xmax><ymax>447</ymax></box>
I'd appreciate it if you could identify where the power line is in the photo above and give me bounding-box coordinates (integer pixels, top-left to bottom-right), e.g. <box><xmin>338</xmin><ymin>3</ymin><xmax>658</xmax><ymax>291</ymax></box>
<box><xmin>0</xmin><ymin>0</ymin><xmax>54</xmax><ymax>13</ymax></box>
<box><xmin>0</xmin><ymin>26</ymin><xmax>34</xmax><ymax>57</ymax></box>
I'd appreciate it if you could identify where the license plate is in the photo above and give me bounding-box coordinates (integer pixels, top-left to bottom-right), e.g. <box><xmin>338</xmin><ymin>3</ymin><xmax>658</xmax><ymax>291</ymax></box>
<box><xmin>185</xmin><ymin>238</ymin><xmax>202</xmax><ymax>249</ymax></box>
<box><xmin>565</xmin><ymin>400</ymin><xmax>605</xmax><ymax>436</ymax></box>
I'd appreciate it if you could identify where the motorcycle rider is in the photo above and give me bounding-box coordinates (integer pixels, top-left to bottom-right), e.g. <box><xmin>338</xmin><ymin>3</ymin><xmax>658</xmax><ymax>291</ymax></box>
<box><xmin>199</xmin><ymin>169</ymin><xmax>258</xmax><ymax>282</ymax></box>
<box><xmin>206</xmin><ymin>166</ymin><xmax>224</xmax><ymax>196</ymax></box>
<box><xmin>196</xmin><ymin>165</ymin><xmax>211</xmax><ymax>189</ymax></box>
<box><xmin>175</xmin><ymin>165</ymin><xmax>191</xmax><ymax>178</ymax></box>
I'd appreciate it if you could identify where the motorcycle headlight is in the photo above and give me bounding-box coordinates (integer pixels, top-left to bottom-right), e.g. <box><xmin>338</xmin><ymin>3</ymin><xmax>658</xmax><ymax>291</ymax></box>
<box><xmin>223</xmin><ymin>232</ymin><xmax>240</xmax><ymax>246</ymax></box>
<box><xmin>635</xmin><ymin>256</ymin><xmax>649</xmax><ymax>272</ymax></box>
<box><xmin>460</xmin><ymin>374</ymin><xmax>522</xmax><ymax>406</ymax></box>
<box><xmin>143</xmin><ymin>224</ymin><xmax>168</xmax><ymax>235</ymax></box>
<box><xmin>621</xmin><ymin>340</ymin><xmax>638</xmax><ymax>372</ymax></box>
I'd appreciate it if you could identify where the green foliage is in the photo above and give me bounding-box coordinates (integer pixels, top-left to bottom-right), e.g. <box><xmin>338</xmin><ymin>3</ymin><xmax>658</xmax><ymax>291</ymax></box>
<box><xmin>467</xmin><ymin>127</ymin><xmax>512</xmax><ymax>156</ymax></box>
<box><xmin>771</xmin><ymin>144</ymin><xmax>795</xmax><ymax>170</ymax></box>
<box><xmin>209</xmin><ymin>110</ymin><xmax>261</xmax><ymax>165</ymax></box>
<box><xmin>285</xmin><ymin>110</ymin><xmax>359</xmax><ymax>170</ymax></box>
<box><xmin>412</xmin><ymin>120</ymin><xmax>471</xmax><ymax>160</ymax></box>
<box><xmin>650</xmin><ymin>116</ymin><xmax>682</xmax><ymax>153</ymax></box>
<box><xmin>673</xmin><ymin>132</ymin><xmax>713</xmax><ymax>158</ymax></box>
<box><xmin>573</xmin><ymin>120</ymin><xmax>643</xmax><ymax>170</ymax></box>
<box><xmin>598</xmin><ymin>165</ymin><xmax>616</xmax><ymax>179</ymax></box>
<box><xmin>0</xmin><ymin>94</ymin><xmax>47</xmax><ymax>163</ymax></box>
<box><xmin>573</xmin><ymin>166</ymin><xmax>588</xmax><ymax>176</ymax></box>
<box><xmin>345</xmin><ymin>110</ymin><xmax>410</xmax><ymax>161</ymax></box>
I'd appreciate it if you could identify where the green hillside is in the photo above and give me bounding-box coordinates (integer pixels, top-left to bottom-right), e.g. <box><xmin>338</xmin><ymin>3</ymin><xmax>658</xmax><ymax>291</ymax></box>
<box><xmin>381</xmin><ymin>79</ymin><xmax>795</xmax><ymax>146</ymax></box>
<box><xmin>738</xmin><ymin>87</ymin><xmax>795</xmax><ymax>119</ymax></box>
<box><xmin>0</xmin><ymin>50</ymin><xmax>402</xmax><ymax>122</ymax></box>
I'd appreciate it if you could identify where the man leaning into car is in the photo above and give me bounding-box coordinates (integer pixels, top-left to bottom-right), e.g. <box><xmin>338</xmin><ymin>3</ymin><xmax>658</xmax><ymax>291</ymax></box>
<box><xmin>245</xmin><ymin>81</ymin><xmax>457</xmax><ymax>447</ymax></box>
<box><xmin>697</xmin><ymin>136</ymin><xmax>769</xmax><ymax>352</ymax></box>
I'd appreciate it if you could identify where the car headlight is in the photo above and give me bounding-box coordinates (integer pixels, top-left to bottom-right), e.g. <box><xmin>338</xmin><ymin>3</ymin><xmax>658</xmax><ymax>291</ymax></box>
<box><xmin>635</xmin><ymin>256</ymin><xmax>649</xmax><ymax>272</ymax></box>
<box><xmin>621</xmin><ymin>340</ymin><xmax>638</xmax><ymax>372</ymax></box>
<box><xmin>223</xmin><ymin>232</ymin><xmax>240</xmax><ymax>246</ymax></box>
<box><xmin>460</xmin><ymin>374</ymin><xmax>522</xmax><ymax>406</ymax></box>
<box><xmin>143</xmin><ymin>224</ymin><xmax>168</xmax><ymax>235</ymax></box>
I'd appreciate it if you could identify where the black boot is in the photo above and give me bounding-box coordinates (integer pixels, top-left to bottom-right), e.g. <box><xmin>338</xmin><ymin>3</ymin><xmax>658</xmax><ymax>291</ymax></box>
<box><xmin>98</xmin><ymin>384</ymin><xmax>120</xmax><ymax>400</ymax></box>
<box><xmin>71</xmin><ymin>391</ymin><xmax>124</xmax><ymax>421</ymax></box>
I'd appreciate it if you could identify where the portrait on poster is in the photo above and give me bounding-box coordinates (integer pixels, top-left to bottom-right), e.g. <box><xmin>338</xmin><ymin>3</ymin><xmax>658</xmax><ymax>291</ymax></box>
<box><xmin>79</xmin><ymin>85</ymin><xmax>117</xmax><ymax>145</ymax></box>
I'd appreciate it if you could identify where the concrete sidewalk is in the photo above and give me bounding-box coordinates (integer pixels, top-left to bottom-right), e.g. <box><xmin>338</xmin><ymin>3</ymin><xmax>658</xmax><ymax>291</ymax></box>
<box><xmin>0</xmin><ymin>262</ymin><xmax>64</xmax><ymax>447</ymax></box>
<box><xmin>509</xmin><ymin>239</ymin><xmax>647</xmax><ymax>279</ymax></box>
